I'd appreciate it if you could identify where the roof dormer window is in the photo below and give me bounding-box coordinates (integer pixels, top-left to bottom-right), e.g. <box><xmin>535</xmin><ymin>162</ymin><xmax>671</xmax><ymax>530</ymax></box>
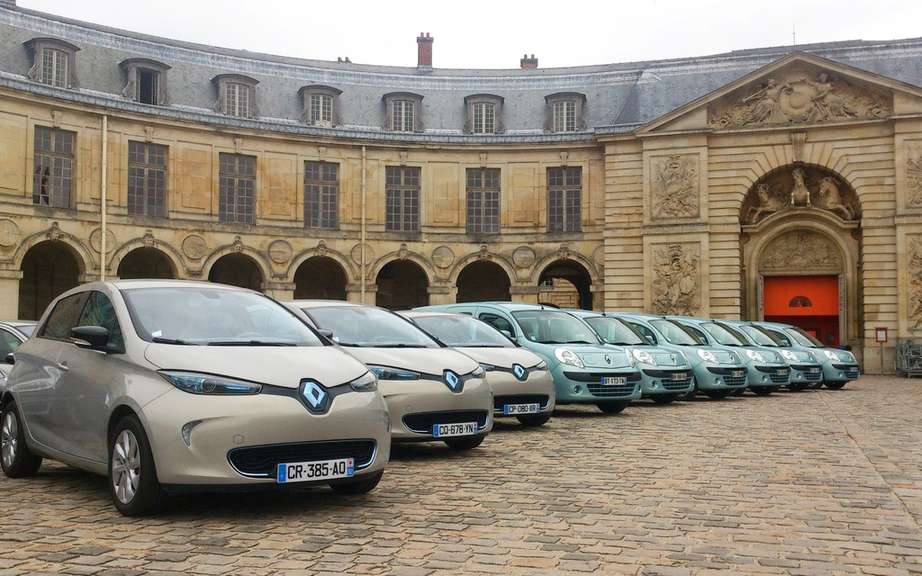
<box><xmin>383</xmin><ymin>92</ymin><xmax>423</xmax><ymax>133</ymax></box>
<box><xmin>464</xmin><ymin>94</ymin><xmax>504</xmax><ymax>134</ymax></box>
<box><xmin>545</xmin><ymin>92</ymin><xmax>586</xmax><ymax>133</ymax></box>
<box><xmin>24</xmin><ymin>38</ymin><xmax>79</xmax><ymax>89</ymax></box>
<box><xmin>212</xmin><ymin>74</ymin><xmax>259</xmax><ymax>119</ymax></box>
<box><xmin>120</xmin><ymin>58</ymin><xmax>170</xmax><ymax>106</ymax></box>
<box><xmin>299</xmin><ymin>85</ymin><xmax>342</xmax><ymax>127</ymax></box>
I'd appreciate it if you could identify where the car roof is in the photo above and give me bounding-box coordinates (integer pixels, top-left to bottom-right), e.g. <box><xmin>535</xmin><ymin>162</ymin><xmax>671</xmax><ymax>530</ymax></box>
<box><xmin>288</xmin><ymin>300</ymin><xmax>370</xmax><ymax>310</ymax></box>
<box><xmin>611</xmin><ymin>312</ymin><xmax>661</xmax><ymax>320</ymax></box>
<box><xmin>401</xmin><ymin>310</ymin><xmax>463</xmax><ymax>319</ymax></box>
<box><xmin>0</xmin><ymin>320</ymin><xmax>37</xmax><ymax>328</ymax></box>
<box><xmin>110</xmin><ymin>279</ymin><xmax>252</xmax><ymax>291</ymax></box>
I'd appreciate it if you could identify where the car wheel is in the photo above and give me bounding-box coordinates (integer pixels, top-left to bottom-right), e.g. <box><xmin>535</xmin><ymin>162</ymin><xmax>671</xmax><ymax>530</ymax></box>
<box><xmin>824</xmin><ymin>381</ymin><xmax>847</xmax><ymax>390</ymax></box>
<box><xmin>444</xmin><ymin>434</ymin><xmax>486</xmax><ymax>451</ymax></box>
<box><xmin>517</xmin><ymin>414</ymin><xmax>551</xmax><ymax>427</ymax></box>
<box><xmin>596</xmin><ymin>401</ymin><xmax>629</xmax><ymax>414</ymax></box>
<box><xmin>752</xmin><ymin>387</ymin><xmax>773</xmax><ymax>397</ymax></box>
<box><xmin>705</xmin><ymin>390</ymin><xmax>731</xmax><ymax>400</ymax></box>
<box><xmin>330</xmin><ymin>470</ymin><xmax>384</xmax><ymax>495</ymax></box>
<box><xmin>109</xmin><ymin>415</ymin><xmax>163</xmax><ymax>517</ymax></box>
<box><xmin>651</xmin><ymin>395</ymin><xmax>678</xmax><ymax>405</ymax></box>
<box><xmin>0</xmin><ymin>400</ymin><xmax>42</xmax><ymax>478</ymax></box>
<box><xmin>788</xmin><ymin>382</ymin><xmax>808</xmax><ymax>392</ymax></box>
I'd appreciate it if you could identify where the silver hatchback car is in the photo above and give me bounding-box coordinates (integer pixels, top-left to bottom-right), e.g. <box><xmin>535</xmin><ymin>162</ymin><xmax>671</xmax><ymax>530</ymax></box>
<box><xmin>1</xmin><ymin>281</ymin><xmax>390</xmax><ymax>516</ymax></box>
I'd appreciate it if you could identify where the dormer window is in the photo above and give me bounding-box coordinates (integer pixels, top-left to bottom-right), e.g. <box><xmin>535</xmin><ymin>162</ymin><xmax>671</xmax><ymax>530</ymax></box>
<box><xmin>23</xmin><ymin>38</ymin><xmax>79</xmax><ymax>89</ymax></box>
<box><xmin>212</xmin><ymin>74</ymin><xmax>259</xmax><ymax>119</ymax></box>
<box><xmin>545</xmin><ymin>92</ymin><xmax>586</xmax><ymax>133</ymax></box>
<box><xmin>383</xmin><ymin>92</ymin><xmax>423</xmax><ymax>132</ymax></box>
<box><xmin>464</xmin><ymin>94</ymin><xmax>504</xmax><ymax>134</ymax></box>
<box><xmin>299</xmin><ymin>85</ymin><xmax>342</xmax><ymax>127</ymax></box>
<box><xmin>119</xmin><ymin>58</ymin><xmax>170</xmax><ymax>106</ymax></box>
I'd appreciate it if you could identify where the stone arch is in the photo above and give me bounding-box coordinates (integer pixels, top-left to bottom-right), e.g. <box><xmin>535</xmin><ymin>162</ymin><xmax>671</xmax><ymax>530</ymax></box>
<box><xmin>740</xmin><ymin>163</ymin><xmax>861</xmax><ymax>226</ymax></box>
<box><xmin>536</xmin><ymin>258</ymin><xmax>596</xmax><ymax>310</ymax></box>
<box><xmin>286</xmin><ymin>247</ymin><xmax>357</xmax><ymax>285</ymax></box>
<box><xmin>201</xmin><ymin>242</ymin><xmax>272</xmax><ymax>288</ymax></box>
<box><xmin>448</xmin><ymin>251</ymin><xmax>518</xmax><ymax>285</ymax></box>
<box><xmin>375</xmin><ymin>258</ymin><xmax>430</xmax><ymax>310</ymax></box>
<box><xmin>293</xmin><ymin>256</ymin><xmax>348</xmax><ymax>301</ymax></box>
<box><xmin>207</xmin><ymin>252</ymin><xmax>266</xmax><ymax>291</ymax></box>
<box><xmin>116</xmin><ymin>247</ymin><xmax>177</xmax><ymax>280</ymax></box>
<box><xmin>529</xmin><ymin>250</ymin><xmax>601</xmax><ymax>286</ymax></box>
<box><xmin>110</xmin><ymin>239</ymin><xmax>184</xmax><ymax>279</ymax></box>
<box><xmin>18</xmin><ymin>240</ymin><xmax>84</xmax><ymax>320</ymax></box>
<box><xmin>456</xmin><ymin>260</ymin><xmax>512</xmax><ymax>303</ymax></box>
<box><xmin>370</xmin><ymin>249</ymin><xmax>436</xmax><ymax>286</ymax></box>
<box><xmin>12</xmin><ymin>224</ymin><xmax>94</xmax><ymax>275</ymax></box>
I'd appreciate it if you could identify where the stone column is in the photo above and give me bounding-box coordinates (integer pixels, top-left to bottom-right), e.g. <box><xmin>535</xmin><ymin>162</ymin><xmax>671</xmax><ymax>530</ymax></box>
<box><xmin>511</xmin><ymin>285</ymin><xmax>540</xmax><ymax>304</ymax></box>
<box><xmin>427</xmin><ymin>283</ymin><xmax>456</xmax><ymax>305</ymax></box>
<box><xmin>347</xmin><ymin>283</ymin><xmax>376</xmax><ymax>305</ymax></box>
<box><xmin>590</xmin><ymin>285</ymin><xmax>605</xmax><ymax>311</ymax></box>
<box><xmin>0</xmin><ymin>269</ymin><xmax>22</xmax><ymax>319</ymax></box>
<box><xmin>265</xmin><ymin>282</ymin><xmax>295</xmax><ymax>302</ymax></box>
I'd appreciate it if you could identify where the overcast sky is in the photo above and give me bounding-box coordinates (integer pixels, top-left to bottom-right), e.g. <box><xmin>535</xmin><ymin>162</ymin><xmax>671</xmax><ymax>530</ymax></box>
<box><xmin>18</xmin><ymin>0</ymin><xmax>922</xmax><ymax>69</ymax></box>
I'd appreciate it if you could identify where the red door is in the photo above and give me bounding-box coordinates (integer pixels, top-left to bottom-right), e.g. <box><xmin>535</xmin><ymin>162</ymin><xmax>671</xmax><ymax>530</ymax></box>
<box><xmin>763</xmin><ymin>276</ymin><xmax>839</xmax><ymax>346</ymax></box>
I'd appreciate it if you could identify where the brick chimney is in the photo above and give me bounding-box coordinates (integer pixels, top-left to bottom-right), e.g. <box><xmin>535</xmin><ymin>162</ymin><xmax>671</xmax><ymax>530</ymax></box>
<box><xmin>417</xmin><ymin>32</ymin><xmax>433</xmax><ymax>70</ymax></box>
<box><xmin>520</xmin><ymin>54</ymin><xmax>538</xmax><ymax>69</ymax></box>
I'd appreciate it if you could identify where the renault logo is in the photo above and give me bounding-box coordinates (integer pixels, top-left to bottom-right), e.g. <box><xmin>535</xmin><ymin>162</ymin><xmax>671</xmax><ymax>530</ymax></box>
<box><xmin>443</xmin><ymin>370</ymin><xmax>462</xmax><ymax>392</ymax></box>
<box><xmin>670</xmin><ymin>354</ymin><xmax>677</xmax><ymax>364</ymax></box>
<box><xmin>604</xmin><ymin>355</ymin><xmax>612</xmax><ymax>365</ymax></box>
<box><xmin>300</xmin><ymin>380</ymin><xmax>329</xmax><ymax>413</ymax></box>
<box><xmin>512</xmin><ymin>364</ymin><xmax>527</xmax><ymax>381</ymax></box>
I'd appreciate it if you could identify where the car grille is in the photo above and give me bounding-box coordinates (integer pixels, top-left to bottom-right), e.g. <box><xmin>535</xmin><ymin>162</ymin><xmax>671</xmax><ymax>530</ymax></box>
<box><xmin>586</xmin><ymin>383</ymin><xmax>637</xmax><ymax>397</ymax></box>
<box><xmin>792</xmin><ymin>365</ymin><xmax>823</xmax><ymax>381</ymax></box>
<box><xmin>755</xmin><ymin>365</ymin><xmax>790</xmax><ymax>383</ymax></box>
<box><xmin>228</xmin><ymin>439</ymin><xmax>376</xmax><ymax>477</ymax></box>
<box><xmin>642</xmin><ymin>369</ymin><xmax>693</xmax><ymax>390</ymax></box>
<box><xmin>494</xmin><ymin>394</ymin><xmax>550</xmax><ymax>411</ymax></box>
<box><xmin>562</xmin><ymin>371</ymin><xmax>642</xmax><ymax>383</ymax></box>
<box><xmin>834</xmin><ymin>364</ymin><xmax>860</xmax><ymax>379</ymax></box>
<box><xmin>402</xmin><ymin>410</ymin><xmax>489</xmax><ymax>434</ymax></box>
<box><xmin>706</xmin><ymin>367</ymin><xmax>748</xmax><ymax>387</ymax></box>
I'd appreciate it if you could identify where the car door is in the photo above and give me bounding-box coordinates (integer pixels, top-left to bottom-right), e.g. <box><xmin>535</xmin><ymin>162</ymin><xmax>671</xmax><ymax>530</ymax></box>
<box><xmin>0</xmin><ymin>328</ymin><xmax>22</xmax><ymax>378</ymax></box>
<box><xmin>52</xmin><ymin>290</ymin><xmax>127</xmax><ymax>463</ymax></box>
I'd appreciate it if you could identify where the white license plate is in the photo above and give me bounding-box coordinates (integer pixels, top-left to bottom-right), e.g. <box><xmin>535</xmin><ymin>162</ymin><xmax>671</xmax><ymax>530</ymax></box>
<box><xmin>503</xmin><ymin>403</ymin><xmax>540</xmax><ymax>415</ymax></box>
<box><xmin>432</xmin><ymin>422</ymin><xmax>478</xmax><ymax>437</ymax></box>
<box><xmin>670</xmin><ymin>372</ymin><xmax>686</xmax><ymax>381</ymax></box>
<box><xmin>777</xmin><ymin>369</ymin><xmax>789</xmax><ymax>376</ymax></box>
<box><xmin>601</xmin><ymin>376</ymin><xmax>627</xmax><ymax>386</ymax></box>
<box><xmin>732</xmin><ymin>370</ymin><xmax>746</xmax><ymax>378</ymax></box>
<box><xmin>809</xmin><ymin>367</ymin><xmax>820</xmax><ymax>373</ymax></box>
<box><xmin>276</xmin><ymin>457</ymin><xmax>354</xmax><ymax>484</ymax></box>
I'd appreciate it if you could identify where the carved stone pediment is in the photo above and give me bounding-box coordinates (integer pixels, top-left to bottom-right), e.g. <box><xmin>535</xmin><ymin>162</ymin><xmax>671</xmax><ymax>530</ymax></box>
<box><xmin>741</xmin><ymin>165</ymin><xmax>860</xmax><ymax>225</ymax></box>
<box><xmin>709</xmin><ymin>63</ymin><xmax>891</xmax><ymax>129</ymax></box>
<box><xmin>759</xmin><ymin>230</ymin><xmax>842</xmax><ymax>274</ymax></box>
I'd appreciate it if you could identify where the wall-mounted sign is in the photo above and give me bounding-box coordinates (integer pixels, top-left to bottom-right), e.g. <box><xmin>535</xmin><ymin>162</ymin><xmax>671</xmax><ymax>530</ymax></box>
<box><xmin>875</xmin><ymin>327</ymin><xmax>888</xmax><ymax>343</ymax></box>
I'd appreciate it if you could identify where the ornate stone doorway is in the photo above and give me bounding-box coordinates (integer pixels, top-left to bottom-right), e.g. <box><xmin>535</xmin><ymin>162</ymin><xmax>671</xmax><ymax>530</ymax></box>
<box><xmin>208</xmin><ymin>253</ymin><xmax>264</xmax><ymax>291</ymax></box>
<box><xmin>741</xmin><ymin>164</ymin><xmax>861</xmax><ymax>348</ymax></box>
<box><xmin>375</xmin><ymin>260</ymin><xmax>429</xmax><ymax>310</ymax></box>
<box><xmin>294</xmin><ymin>256</ymin><xmax>347</xmax><ymax>300</ymax></box>
<box><xmin>456</xmin><ymin>260</ymin><xmax>511</xmax><ymax>303</ymax></box>
<box><xmin>18</xmin><ymin>240</ymin><xmax>82</xmax><ymax>320</ymax></box>
<box><xmin>117</xmin><ymin>247</ymin><xmax>175</xmax><ymax>280</ymax></box>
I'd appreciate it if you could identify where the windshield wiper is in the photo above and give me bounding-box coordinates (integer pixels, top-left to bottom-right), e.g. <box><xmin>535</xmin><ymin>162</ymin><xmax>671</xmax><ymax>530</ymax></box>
<box><xmin>152</xmin><ymin>336</ymin><xmax>197</xmax><ymax>345</ymax></box>
<box><xmin>206</xmin><ymin>340</ymin><xmax>297</xmax><ymax>347</ymax></box>
<box><xmin>375</xmin><ymin>343</ymin><xmax>427</xmax><ymax>348</ymax></box>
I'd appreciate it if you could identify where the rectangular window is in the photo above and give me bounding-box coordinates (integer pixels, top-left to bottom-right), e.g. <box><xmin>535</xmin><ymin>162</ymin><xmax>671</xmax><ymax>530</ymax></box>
<box><xmin>392</xmin><ymin>100</ymin><xmax>416</xmax><ymax>132</ymax></box>
<box><xmin>40</xmin><ymin>48</ymin><xmax>68</xmax><ymax>87</ymax></box>
<box><xmin>225</xmin><ymin>83</ymin><xmax>250</xmax><ymax>118</ymax></box>
<box><xmin>552</xmin><ymin>100</ymin><xmax>576</xmax><ymax>132</ymax></box>
<box><xmin>472</xmin><ymin>102</ymin><xmax>495</xmax><ymax>134</ymax></box>
<box><xmin>385</xmin><ymin>166</ymin><xmax>420</xmax><ymax>231</ymax></box>
<box><xmin>127</xmin><ymin>141</ymin><xmax>168</xmax><ymax>218</ymax></box>
<box><xmin>304</xmin><ymin>161</ymin><xmax>338</xmax><ymax>229</ymax></box>
<box><xmin>466</xmin><ymin>168</ymin><xmax>501</xmax><ymax>234</ymax></box>
<box><xmin>219</xmin><ymin>153</ymin><xmax>256</xmax><ymax>224</ymax></box>
<box><xmin>547</xmin><ymin>167</ymin><xmax>582</xmax><ymax>232</ymax></box>
<box><xmin>137</xmin><ymin>69</ymin><xmax>159</xmax><ymax>105</ymax></box>
<box><xmin>32</xmin><ymin>126</ymin><xmax>75</xmax><ymax>208</ymax></box>
<box><xmin>310</xmin><ymin>94</ymin><xmax>333</xmax><ymax>126</ymax></box>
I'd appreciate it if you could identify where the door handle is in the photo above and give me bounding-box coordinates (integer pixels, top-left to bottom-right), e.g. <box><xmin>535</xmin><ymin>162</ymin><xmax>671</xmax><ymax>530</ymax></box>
<box><xmin>56</xmin><ymin>360</ymin><xmax>69</xmax><ymax>371</ymax></box>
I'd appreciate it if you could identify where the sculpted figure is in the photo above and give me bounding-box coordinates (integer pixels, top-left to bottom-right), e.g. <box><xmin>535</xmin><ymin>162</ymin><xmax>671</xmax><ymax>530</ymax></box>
<box><xmin>816</xmin><ymin>176</ymin><xmax>853</xmax><ymax>220</ymax></box>
<box><xmin>748</xmin><ymin>183</ymin><xmax>786</xmax><ymax>223</ymax></box>
<box><xmin>743</xmin><ymin>79</ymin><xmax>789</xmax><ymax>125</ymax></box>
<box><xmin>790</xmin><ymin>168</ymin><xmax>811</xmax><ymax>207</ymax></box>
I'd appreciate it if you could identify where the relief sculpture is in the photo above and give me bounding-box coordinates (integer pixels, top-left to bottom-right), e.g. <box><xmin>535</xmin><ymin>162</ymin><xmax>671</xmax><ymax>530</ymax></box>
<box><xmin>742</xmin><ymin>166</ymin><xmax>858</xmax><ymax>225</ymax></box>
<box><xmin>910</xmin><ymin>237</ymin><xmax>922</xmax><ymax>331</ymax></box>
<box><xmin>651</xmin><ymin>243</ymin><xmax>700</xmax><ymax>315</ymax></box>
<box><xmin>907</xmin><ymin>149</ymin><xmax>922</xmax><ymax>208</ymax></box>
<box><xmin>759</xmin><ymin>230</ymin><xmax>842</xmax><ymax>273</ymax></box>
<box><xmin>651</xmin><ymin>155</ymin><xmax>699</xmax><ymax>219</ymax></box>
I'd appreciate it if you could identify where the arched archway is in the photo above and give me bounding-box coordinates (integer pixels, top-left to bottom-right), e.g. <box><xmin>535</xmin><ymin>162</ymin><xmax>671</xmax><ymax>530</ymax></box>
<box><xmin>208</xmin><ymin>253</ymin><xmax>264</xmax><ymax>291</ymax></box>
<box><xmin>538</xmin><ymin>259</ymin><xmax>593</xmax><ymax>310</ymax></box>
<box><xmin>19</xmin><ymin>240</ymin><xmax>82</xmax><ymax>320</ymax></box>
<box><xmin>456</xmin><ymin>260</ymin><xmax>510</xmax><ymax>303</ymax></box>
<box><xmin>117</xmin><ymin>247</ymin><xmax>176</xmax><ymax>280</ymax></box>
<box><xmin>376</xmin><ymin>260</ymin><xmax>429</xmax><ymax>310</ymax></box>
<box><xmin>294</xmin><ymin>256</ymin><xmax>347</xmax><ymax>300</ymax></box>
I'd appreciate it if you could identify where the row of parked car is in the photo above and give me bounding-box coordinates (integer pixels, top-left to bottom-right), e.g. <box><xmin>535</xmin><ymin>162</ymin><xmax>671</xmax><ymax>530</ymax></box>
<box><xmin>0</xmin><ymin>280</ymin><xmax>860</xmax><ymax>516</ymax></box>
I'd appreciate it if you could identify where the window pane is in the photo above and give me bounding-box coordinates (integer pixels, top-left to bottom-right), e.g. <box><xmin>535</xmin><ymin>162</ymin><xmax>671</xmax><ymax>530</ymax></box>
<box><xmin>77</xmin><ymin>292</ymin><xmax>125</xmax><ymax>351</ymax></box>
<box><xmin>547</xmin><ymin>166</ymin><xmax>581</xmax><ymax>232</ymax></box>
<box><xmin>385</xmin><ymin>166</ymin><xmax>420</xmax><ymax>231</ymax></box>
<box><xmin>40</xmin><ymin>293</ymin><xmax>88</xmax><ymax>339</ymax></box>
<box><xmin>466</xmin><ymin>168</ymin><xmax>500</xmax><ymax>234</ymax></box>
<box><xmin>127</xmin><ymin>141</ymin><xmax>168</xmax><ymax>218</ymax></box>
<box><xmin>219</xmin><ymin>153</ymin><xmax>256</xmax><ymax>224</ymax></box>
<box><xmin>32</xmin><ymin>126</ymin><xmax>74</xmax><ymax>208</ymax></box>
<box><xmin>304</xmin><ymin>161</ymin><xmax>338</xmax><ymax>229</ymax></box>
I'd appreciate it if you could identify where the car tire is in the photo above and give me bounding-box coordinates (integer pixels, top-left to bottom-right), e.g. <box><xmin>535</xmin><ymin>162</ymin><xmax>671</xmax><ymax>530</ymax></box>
<box><xmin>824</xmin><ymin>381</ymin><xmax>847</xmax><ymax>390</ymax></box>
<box><xmin>444</xmin><ymin>434</ymin><xmax>486</xmax><ymax>451</ymax></box>
<box><xmin>788</xmin><ymin>382</ymin><xmax>809</xmax><ymax>392</ymax></box>
<box><xmin>330</xmin><ymin>470</ymin><xmax>384</xmax><ymax>495</ymax></box>
<box><xmin>596</xmin><ymin>401</ymin><xmax>629</xmax><ymax>414</ymax></box>
<box><xmin>752</xmin><ymin>387</ymin><xmax>773</xmax><ymax>397</ymax></box>
<box><xmin>0</xmin><ymin>399</ymin><xmax>42</xmax><ymax>478</ymax></box>
<box><xmin>651</xmin><ymin>395</ymin><xmax>678</xmax><ymax>405</ymax></box>
<box><xmin>109</xmin><ymin>415</ymin><xmax>163</xmax><ymax>517</ymax></box>
<box><xmin>705</xmin><ymin>390</ymin><xmax>731</xmax><ymax>400</ymax></box>
<box><xmin>517</xmin><ymin>414</ymin><xmax>551</xmax><ymax>427</ymax></box>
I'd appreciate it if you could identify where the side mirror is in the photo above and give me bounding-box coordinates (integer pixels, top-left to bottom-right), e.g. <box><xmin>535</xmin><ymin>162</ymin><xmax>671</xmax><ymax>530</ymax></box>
<box><xmin>499</xmin><ymin>329</ymin><xmax>516</xmax><ymax>342</ymax></box>
<box><xmin>317</xmin><ymin>328</ymin><xmax>334</xmax><ymax>340</ymax></box>
<box><xmin>3</xmin><ymin>353</ymin><xmax>13</xmax><ymax>365</ymax></box>
<box><xmin>71</xmin><ymin>326</ymin><xmax>110</xmax><ymax>352</ymax></box>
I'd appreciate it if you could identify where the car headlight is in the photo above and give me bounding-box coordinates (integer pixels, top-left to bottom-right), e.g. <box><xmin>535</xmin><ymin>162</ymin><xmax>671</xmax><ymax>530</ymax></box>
<box><xmin>780</xmin><ymin>350</ymin><xmax>797</xmax><ymax>361</ymax></box>
<box><xmin>554</xmin><ymin>348</ymin><xmax>584</xmax><ymax>368</ymax></box>
<box><xmin>631</xmin><ymin>349</ymin><xmax>655</xmax><ymax>366</ymax></box>
<box><xmin>160</xmin><ymin>371</ymin><xmax>262</xmax><ymax>395</ymax></box>
<box><xmin>534</xmin><ymin>360</ymin><xmax>548</xmax><ymax>370</ymax></box>
<box><xmin>696</xmin><ymin>349</ymin><xmax>717</xmax><ymax>363</ymax></box>
<box><xmin>479</xmin><ymin>363</ymin><xmax>497</xmax><ymax>372</ymax></box>
<box><xmin>348</xmin><ymin>371</ymin><xmax>377</xmax><ymax>392</ymax></box>
<box><xmin>368</xmin><ymin>366</ymin><xmax>420</xmax><ymax>380</ymax></box>
<box><xmin>745</xmin><ymin>350</ymin><xmax>765</xmax><ymax>363</ymax></box>
<box><xmin>823</xmin><ymin>350</ymin><xmax>840</xmax><ymax>361</ymax></box>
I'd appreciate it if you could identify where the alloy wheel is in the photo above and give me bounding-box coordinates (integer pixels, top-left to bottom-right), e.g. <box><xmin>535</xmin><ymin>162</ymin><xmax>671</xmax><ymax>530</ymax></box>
<box><xmin>1</xmin><ymin>411</ymin><xmax>17</xmax><ymax>469</ymax></box>
<box><xmin>112</xmin><ymin>429</ymin><xmax>141</xmax><ymax>505</ymax></box>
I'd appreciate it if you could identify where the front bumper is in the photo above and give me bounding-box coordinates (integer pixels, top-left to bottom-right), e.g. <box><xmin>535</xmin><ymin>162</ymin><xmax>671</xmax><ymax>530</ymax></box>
<box><xmin>746</xmin><ymin>364</ymin><xmax>790</xmax><ymax>388</ymax></box>
<box><xmin>488</xmin><ymin>370</ymin><xmax>556</xmax><ymax>416</ymax></box>
<box><xmin>380</xmin><ymin>377</ymin><xmax>493</xmax><ymax>441</ymax></box>
<box><xmin>697</xmin><ymin>365</ymin><xmax>749</xmax><ymax>390</ymax></box>
<box><xmin>790</xmin><ymin>363</ymin><xmax>824</xmax><ymax>384</ymax></box>
<box><xmin>143</xmin><ymin>387</ymin><xmax>391</xmax><ymax>486</ymax></box>
<box><xmin>824</xmin><ymin>362</ymin><xmax>860</xmax><ymax>382</ymax></box>
<box><xmin>554</xmin><ymin>366</ymin><xmax>642</xmax><ymax>403</ymax></box>
<box><xmin>639</xmin><ymin>368</ymin><xmax>694</xmax><ymax>397</ymax></box>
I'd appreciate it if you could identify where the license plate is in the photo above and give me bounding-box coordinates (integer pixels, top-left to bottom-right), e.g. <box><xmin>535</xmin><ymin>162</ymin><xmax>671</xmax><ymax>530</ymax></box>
<box><xmin>601</xmin><ymin>376</ymin><xmax>627</xmax><ymax>386</ymax></box>
<box><xmin>503</xmin><ymin>403</ymin><xmax>540</xmax><ymax>415</ymax></box>
<box><xmin>276</xmin><ymin>458</ymin><xmax>354</xmax><ymax>484</ymax></box>
<box><xmin>732</xmin><ymin>370</ymin><xmax>746</xmax><ymax>378</ymax></box>
<box><xmin>777</xmin><ymin>369</ymin><xmax>789</xmax><ymax>376</ymax></box>
<box><xmin>432</xmin><ymin>422</ymin><xmax>478</xmax><ymax>437</ymax></box>
<box><xmin>809</xmin><ymin>367</ymin><xmax>820</xmax><ymax>373</ymax></box>
<box><xmin>670</xmin><ymin>372</ymin><xmax>686</xmax><ymax>381</ymax></box>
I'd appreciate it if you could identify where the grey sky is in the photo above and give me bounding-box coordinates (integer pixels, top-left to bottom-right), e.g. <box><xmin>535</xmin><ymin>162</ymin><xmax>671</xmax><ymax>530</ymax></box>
<box><xmin>18</xmin><ymin>0</ymin><xmax>922</xmax><ymax>69</ymax></box>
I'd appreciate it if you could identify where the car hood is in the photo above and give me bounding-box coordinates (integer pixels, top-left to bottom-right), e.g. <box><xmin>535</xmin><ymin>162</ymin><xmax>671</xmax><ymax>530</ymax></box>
<box><xmin>742</xmin><ymin>346</ymin><xmax>787</xmax><ymax>364</ymax></box>
<box><xmin>341</xmin><ymin>347</ymin><xmax>480</xmax><ymax>376</ymax></box>
<box><xmin>643</xmin><ymin>347</ymin><xmax>688</xmax><ymax>367</ymax></box>
<box><xmin>453</xmin><ymin>347</ymin><xmax>543</xmax><ymax>369</ymax></box>
<box><xmin>574</xmin><ymin>346</ymin><xmax>632</xmax><ymax>369</ymax></box>
<box><xmin>143</xmin><ymin>344</ymin><xmax>368</xmax><ymax>389</ymax></box>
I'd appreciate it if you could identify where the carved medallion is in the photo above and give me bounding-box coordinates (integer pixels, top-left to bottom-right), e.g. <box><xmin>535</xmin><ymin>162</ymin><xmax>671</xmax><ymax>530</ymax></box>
<box><xmin>512</xmin><ymin>246</ymin><xmax>536</xmax><ymax>269</ymax></box>
<box><xmin>89</xmin><ymin>228</ymin><xmax>117</xmax><ymax>253</ymax></box>
<box><xmin>268</xmin><ymin>240</ymin><xmax>293</xmax><ymax>264</ymax></box>
<box><xmin>910</xmin><ymin>236</ymin><xmax>922</xmax><ymax>332</ymax></box>
<box><xmin>350</xmin><ymin>243</ymin><xmax>375</xmax><ymax>266</ymax></box>
<box><xmin>431</xmin><ymin>246</ymin><xmax>455</xmax><ymax>269</ymax></box>
<box><xmin>181</xmin><ymin>234</ymin><xmax>208</xmax><ymax>260</ymax></box>
<box><xmin>907</xmin><ymin>146</ymin><xmax>922</xmax><ymax>208</ymax></box>
<box><xmin>0</xmin><ymin>219</ymin><xmax>20</xmax><ymax>248</ymax></box>
<box><xmin>651</xmin><ymin>243</ymin><xmax>700</xmax><ymax>315</ymax></box>
<box><xmin>651</xmin><ymin>154</ymin><xmax>699</xmax><ymax>219</ymax></box>
<box><xmin>759</xmin><ymin>230</ymin><xmax>842</xmax><ymax>273</ymax></box>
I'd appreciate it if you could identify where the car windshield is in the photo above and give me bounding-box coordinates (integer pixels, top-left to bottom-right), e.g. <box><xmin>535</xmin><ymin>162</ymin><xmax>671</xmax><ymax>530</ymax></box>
<box><xmin>761</xmin><ymin>327</ymin><xmax>793</xmax><ymax>347</ymax></box>
<box><xmin>783</xmin><ymin>326</ymin><xmax>823</xmax><ymax>347</ymax></box>
<box><xmin>585</xmin><ymin>317</ymin><xmax>645</xmax><ymax>345</ymax></box>
<box><xmin>740</xmin><ymin>325</ymin><xmax>777</xmax><ymax>347</ymax></box>
<box><xmin>411</xmin><ymin>315</ymin><xmax>513</xmax><ymax>348</ymax></box>
<box><xmin>308</xmin><ymin>306</ymin><xmax>439</xmax><ymax>348</ymax></box>
<box><xmin>123</xmin><ymin>287</ymin><xmax>322</xmax><ymax>346</ymax></box>
<box><xmin>702</xmin><ymin>322</ymin><xmax>746</xmax><ymax>346</ymax></box>
<box><xmin>510</xmin><ymin>310</ymin><xmax>600</xmax><ymax>345</ymax></box>
<box><xmin>15</xmin><ymin>325</ymin><xmax>35</xmax><ymax>337</ymax></box>
<box><xmin>649</xmin><ymin>319</ymin><xmax>701</xmax><ymax>346</ymax></box>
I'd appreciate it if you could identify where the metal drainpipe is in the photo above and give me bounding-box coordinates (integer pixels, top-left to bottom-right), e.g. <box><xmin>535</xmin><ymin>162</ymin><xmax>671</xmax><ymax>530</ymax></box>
<box><xmin>100</xmin><ymin>114</ymin><xmax>108</xmax><ymax>281</ymax></box>
<box><xmin>361</xmin><ymin>145</ymin><xmax>367</xmax><ymax>303</ymax></box>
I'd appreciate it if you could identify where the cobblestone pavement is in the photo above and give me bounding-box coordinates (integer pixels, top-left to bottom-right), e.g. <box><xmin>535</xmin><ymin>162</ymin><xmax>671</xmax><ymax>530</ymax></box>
<box><xmin>0</xmin><ymin>376</ymin><xmax>921</xmax><ymax>575</ymax></box>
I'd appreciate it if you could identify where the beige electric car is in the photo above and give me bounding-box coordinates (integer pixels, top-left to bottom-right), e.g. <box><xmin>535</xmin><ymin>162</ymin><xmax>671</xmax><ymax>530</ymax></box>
<box><xmin>287</xmin><ymin>301</ymin><xmax>493</xmax><ymax>450</ymax></box>
<box><xmin>0</xmin><ymin>281</ymin><xmax>390</xmax><ymax>516</ymax></box>
<box><xmin>402</xmin><ymin>311</ymin><xmax>556</xmax><ymax>427</ymax></box>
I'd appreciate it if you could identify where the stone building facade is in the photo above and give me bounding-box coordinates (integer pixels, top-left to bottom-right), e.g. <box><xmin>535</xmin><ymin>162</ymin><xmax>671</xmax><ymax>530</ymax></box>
<box><xmin>1</xmin><ymin>1</ymin><xmax>921</xmax><ymax>371</ymax></box>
